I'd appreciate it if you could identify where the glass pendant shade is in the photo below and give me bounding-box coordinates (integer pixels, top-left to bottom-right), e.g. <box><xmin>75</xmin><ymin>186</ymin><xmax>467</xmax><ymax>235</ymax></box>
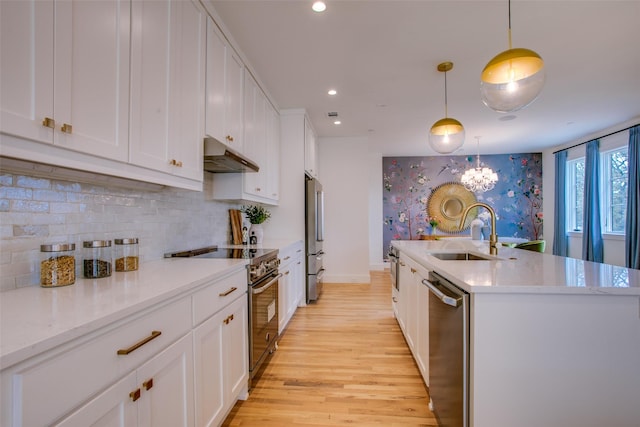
<box><xmin>429</xmin><ymin>61</ymin><xmax>465</xmax><ymax>154</ymax></box>
<box><xmin>480</xmin><ymin>48</ymin><xmax>545</xmax><ymax>112</ymax></box>
<box><xmin>429</xmin><ymin>118</ymin><xmax>465</xmax><ymax>154</ymax></box>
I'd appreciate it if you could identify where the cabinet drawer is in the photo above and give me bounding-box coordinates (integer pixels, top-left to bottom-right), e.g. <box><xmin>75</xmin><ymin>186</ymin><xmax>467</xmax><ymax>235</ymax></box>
<box><xmin>279</xmin><ymin>241</ymin><xmax>304</xmax><ymax>267</ymax></box>
<box><xmin>7</xmin><ymin>297</ymin><xmax>191</xmax><ymax>427</ymax></box>
<box><xmin>192</xmin><ymin>269</ymin><xmax>248</xmax><ymax>326</ymax></box>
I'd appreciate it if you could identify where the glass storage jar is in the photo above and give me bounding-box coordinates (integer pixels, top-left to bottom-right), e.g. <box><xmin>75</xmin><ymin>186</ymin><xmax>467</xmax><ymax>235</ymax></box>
<box><xmin>83</xmin><ymin>240</ymin><xmax>112</xmax><ymax>278</ymax></box>
<box><xmin>114</xmin><ymin>238</ymin><xmax>139</xmax><ymax>272</ymax></box>
<box><xmin>40</xmin><ymin>243</ymin><xmax>76</xmax><ymax>287</ymax></box>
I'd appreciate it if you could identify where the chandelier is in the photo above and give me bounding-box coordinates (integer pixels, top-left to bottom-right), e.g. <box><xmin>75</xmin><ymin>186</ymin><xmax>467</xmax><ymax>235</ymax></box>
<box><xmin>461</xmin><ymin>137</ymin><xmax>498</xmax><ymax>193</ymax></box>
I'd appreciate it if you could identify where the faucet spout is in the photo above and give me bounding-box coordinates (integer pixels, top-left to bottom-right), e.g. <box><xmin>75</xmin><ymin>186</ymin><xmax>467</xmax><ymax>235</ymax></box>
<box><xmin>459</xmin><ymin>202</ymin><xmax>498</xmax><ymax>255</ymax></box>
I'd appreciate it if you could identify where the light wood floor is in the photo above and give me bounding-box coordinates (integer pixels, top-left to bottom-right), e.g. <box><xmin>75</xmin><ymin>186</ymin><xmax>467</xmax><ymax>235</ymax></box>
<box><xmin>222</xmin><ymin>271</ymin><xmax>437</xmax><ymax>426</ymax></box>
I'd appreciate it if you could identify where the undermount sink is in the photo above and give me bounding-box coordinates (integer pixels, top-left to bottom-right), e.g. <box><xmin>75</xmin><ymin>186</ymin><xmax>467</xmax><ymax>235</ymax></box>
<box><xmin>430</xmin><ymin>252</ymin><xmax>493</xmax><ymax>261</ymax></box>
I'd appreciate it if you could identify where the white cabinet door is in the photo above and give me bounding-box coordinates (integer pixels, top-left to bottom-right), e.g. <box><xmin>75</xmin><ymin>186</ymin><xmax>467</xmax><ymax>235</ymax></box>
<box><xmin>278</xmin><ymin>262</ymin><xmax>292</xmax><ymax>334</ymax></box>
<box><xmin>0</xmin><ymin>0</ymin><xmax>54</xmax><ymax>144</ymax></box>
<box><xmin>304</xmin><ymin>117</ymin><xmax>318</xmax><ymax>178</ymax></box>
<box><xmin>130</xmin><ymin>0</ymin><xmax>205</xmax><ymax>181</ymax></box>
<box><xmin>243</xmin><ymin>74</ymin><xmax>267</xmax><ymax>198</ymax></box>
<box><xmin>205</xmin><ymin>18</ymin><xmax>244</xmax><ymax>152</ymax></box>
<box><xmin>416</xmin><ymin>272</ymin><xmax>429</xmax><ymax>385</ymax></box>
<box><xmin>137</xmin><ymin>333</ymin><xmax>194</xmax><ymax>427</ymax></box>
<box><xmin>54</xmin><ymin>0</ymin><xmax>130</xmax><ymax>161</ymax></box>
<box><xmin>55</xmin><ymin>372</ymin><xmax>138</xmax><ymax>427</ymax></box>
<box><xmin>265</xmin><ymin>102</ymin><xmax>281</xmax><ymax>202</ymax></box>
<box><xmin>1</xmin><ymin>0</ymin><xmax>130</xmax><ymax>161</ymax></box>
<box><xmin>223</xmin><ymin>295</ymin><xmax>249</xmax><ymax>402</ymax></box>
<box><xmin>193</xmin><ymin>295</ymin><xmax>248</xmax><ymax>427</ymax></box>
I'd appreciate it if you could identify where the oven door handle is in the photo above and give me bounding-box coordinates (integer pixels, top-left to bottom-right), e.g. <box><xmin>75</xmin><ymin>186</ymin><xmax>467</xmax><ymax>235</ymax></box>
<box><xmin>252</xmin><ymin>273</ymin><xmax>282</xmax><ymax>295</ymax></box>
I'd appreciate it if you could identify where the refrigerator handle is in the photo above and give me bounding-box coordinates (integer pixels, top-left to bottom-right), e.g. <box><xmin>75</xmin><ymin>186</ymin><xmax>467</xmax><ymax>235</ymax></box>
<box><xmin>316</xmin><ymin>190</ymin><xmax>325</xmax><ymax>241</ymax></box>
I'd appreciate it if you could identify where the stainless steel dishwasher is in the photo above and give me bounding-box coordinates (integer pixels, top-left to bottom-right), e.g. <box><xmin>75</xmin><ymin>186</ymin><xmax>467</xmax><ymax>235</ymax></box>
<box><xmin>422</xmin><ymin>271</ymin><xmax>469</xmax><ymax>427</ymax></box>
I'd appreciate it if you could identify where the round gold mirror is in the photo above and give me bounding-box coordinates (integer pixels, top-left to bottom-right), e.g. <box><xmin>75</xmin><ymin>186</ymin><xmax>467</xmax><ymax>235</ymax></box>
<box><xmin>427</xmin><ymin>182</ymin><xmax>478</xmax><ymax>232</ymax></box>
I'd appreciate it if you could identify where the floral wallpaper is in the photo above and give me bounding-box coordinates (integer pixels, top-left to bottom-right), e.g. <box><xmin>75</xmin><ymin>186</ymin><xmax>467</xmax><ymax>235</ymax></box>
<box><xmin>383</xmin><ymin>153</ymin><xmax>543</xmax><ymax>253</ymax></box>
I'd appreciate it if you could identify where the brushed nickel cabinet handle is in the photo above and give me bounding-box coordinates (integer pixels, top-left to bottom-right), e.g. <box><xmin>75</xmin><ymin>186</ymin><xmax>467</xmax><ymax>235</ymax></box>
<box><xmin>42</xmin><ymin>117</ymin><xmax>56</xmax><ymax>129</ymax></box>
<box><xmin>130</xmin><ymin>388</ymin><xmax>141</xmax><ymax>402</ymax></box>
<box><xmin>143</xmin><ymin>378</ymin><xmax>153</xmax><ymax>391</ymax></box>
<box><xmin>61</xmin><ymin>123</ymin><xmax>72</xmax><ymax>134</ymax></box>
<box><xmin>219</xmin><ymin>287</ymin><xmax>237</xmax><ymax>297</ymax></box>
<box><xmin>117</xmin><ymin>330</ymin><xmax>162</xmax><ymax>355</ymax></box>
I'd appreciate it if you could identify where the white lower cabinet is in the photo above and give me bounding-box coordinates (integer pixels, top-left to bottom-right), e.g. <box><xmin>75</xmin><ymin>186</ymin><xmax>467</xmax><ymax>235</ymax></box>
<box><xmin>57</xmin><ymin>334</ymin><xmax>194</xmax><ymax>427</ymax></box>
<box><xmin>193</xmin><ymin>294</ymin><xmax>248</xmax><ymax>427</ymax></box>
<box><xmin>278</xmin><ymin>241</ymin><xmax>304</xmax><ymax>333</ymax></box>
<box><xmin>396</xmin><ymin>253</ymin><xmax>429</xmax><ymax>387</ymax></box>
<box><xmin>1</xmin><ymin>267</ymin><xmax>249</xmax><ymax>427</ymax></box>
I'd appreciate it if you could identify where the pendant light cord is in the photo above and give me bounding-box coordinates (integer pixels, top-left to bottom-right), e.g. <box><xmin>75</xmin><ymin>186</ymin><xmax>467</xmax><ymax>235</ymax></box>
<box><xmin>507</xmin><ymin>0</ymin><xmax>512</xmax><ymax>49</ymax></box>
<box><xmin>444</xmin><ymin>70</ymin><xmax>448</xmax><ymax>118</ymax></box>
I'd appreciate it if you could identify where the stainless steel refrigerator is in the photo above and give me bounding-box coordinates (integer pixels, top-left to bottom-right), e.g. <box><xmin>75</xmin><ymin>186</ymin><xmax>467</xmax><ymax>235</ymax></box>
<box><xmin>305</xmin><ymin>176</ymin><xmax>325</xmax><ymax>303</ymax></box>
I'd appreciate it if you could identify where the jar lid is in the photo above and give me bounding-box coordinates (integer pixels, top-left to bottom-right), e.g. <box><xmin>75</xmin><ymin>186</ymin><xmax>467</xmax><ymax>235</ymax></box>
<box><xmin>41</xmin><ymin>243</ymin><xmax>75</xmax><ymax>252</ymax></box>
<box><xmin>114</xmin><ymin>238</ymin><xmax>139</xmax><ymax>245</ymax></box>
<box><xmin>83</xmin><ymin>240</ymin><xmax>112</xmax><ymax>248</ymax></box>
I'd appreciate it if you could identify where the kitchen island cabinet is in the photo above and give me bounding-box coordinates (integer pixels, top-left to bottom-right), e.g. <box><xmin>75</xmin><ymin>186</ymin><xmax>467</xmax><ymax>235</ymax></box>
<box><xmin>0</xmin><ymin>259</ymin><xmax>249</xmax><ymax>427</ymax></box>
<box><xmin>392</xmin><ymin>239</ymin><xmax>640</xmax><ymax>427</ymax></box>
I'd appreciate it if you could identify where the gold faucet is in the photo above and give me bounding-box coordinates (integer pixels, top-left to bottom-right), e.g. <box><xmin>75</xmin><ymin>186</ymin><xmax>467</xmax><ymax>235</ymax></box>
<box><xmin>459</xmin><ymin>202</ymin><xmax>498</xmax><ymax>255</ymax></box>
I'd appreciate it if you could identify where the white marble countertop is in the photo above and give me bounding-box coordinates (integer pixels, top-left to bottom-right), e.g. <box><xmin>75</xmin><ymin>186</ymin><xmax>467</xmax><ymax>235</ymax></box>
<box><xmin>0</xmin><ymin>258</ymin><xmax>248</xmax><ymax>370</ymax></box>
<box><xmin>392</xmin><ymin>239</ymin><xmax>640</xmax><ymax>295</ymax></box>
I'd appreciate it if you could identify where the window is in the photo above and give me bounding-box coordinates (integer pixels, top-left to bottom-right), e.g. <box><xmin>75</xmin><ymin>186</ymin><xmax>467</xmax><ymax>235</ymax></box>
<box><xmin>601</xmin><ymin>147</ymin><xmax>628</xmax><ymax>233</ymax></box>
<box><xmin>566</xmin><ymin>146</ymin><xmax>628</xmax><ymax>234</ymax></box>
<box><xmin>567</xmin><ymin>158</ymin><xmax>585</xmax><ymax>231</ymax></box>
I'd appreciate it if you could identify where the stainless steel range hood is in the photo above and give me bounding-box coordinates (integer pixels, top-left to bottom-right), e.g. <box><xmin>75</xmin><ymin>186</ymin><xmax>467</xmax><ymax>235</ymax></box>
<box><xmin>203</xmin><ymin>136</ymin><xmax>259</xmax><ymax>173</ymax></box>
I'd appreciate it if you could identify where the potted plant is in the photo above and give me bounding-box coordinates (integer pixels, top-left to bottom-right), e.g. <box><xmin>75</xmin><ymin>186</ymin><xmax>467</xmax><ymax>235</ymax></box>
<box><xmin>241</xmin><ymin>205</ymin><xmax>271</xmax><ymax>244</ymax></box>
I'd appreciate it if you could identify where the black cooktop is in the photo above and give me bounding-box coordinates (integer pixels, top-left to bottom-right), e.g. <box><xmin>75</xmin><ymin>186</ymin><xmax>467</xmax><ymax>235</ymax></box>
<box><xmin>164</xmin><ymin>246</ymin><xmax>277</xmax><ymax>263</ymax></box>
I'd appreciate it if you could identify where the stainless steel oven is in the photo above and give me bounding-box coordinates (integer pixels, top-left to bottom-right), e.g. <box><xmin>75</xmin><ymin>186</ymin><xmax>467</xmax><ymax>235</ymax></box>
<box><xmin>165</xmin><ymin>245</ymin><xmax>281</xmax><ymax>389</ymax></box>
<box><xmin>248</xmin><ymin>265</ymin><xmax>280</xmax><ymax>387</ymax></box>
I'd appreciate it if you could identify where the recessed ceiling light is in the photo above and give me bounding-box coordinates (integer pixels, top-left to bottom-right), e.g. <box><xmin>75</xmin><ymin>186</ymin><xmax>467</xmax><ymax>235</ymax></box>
<box><xmin>312</xmin><ymin>1</ymin><xmax>326</xmax><ymax>12</ymax></box>
<box><xmin>328</xmin><ymin>89</ymin><xmax>337</xmax><ymax>96</ymax></box>
<box><xmin>334</xmin><ymin>120</ymin><xmax>341</xmax><ymax>125</ymax></box>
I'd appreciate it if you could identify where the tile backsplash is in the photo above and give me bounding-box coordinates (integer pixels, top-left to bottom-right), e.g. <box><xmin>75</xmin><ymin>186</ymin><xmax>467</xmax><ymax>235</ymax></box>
<box><xmin>0</xmin><ymin>172</ymin><xmax>237</xmax><ymax>291</ymax></box>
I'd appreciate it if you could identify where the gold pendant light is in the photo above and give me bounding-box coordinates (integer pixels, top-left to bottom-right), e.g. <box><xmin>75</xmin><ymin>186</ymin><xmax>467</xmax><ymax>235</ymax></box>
<box><xmin>429</xmin><ymin>62</ymin><xmax>465</xmax><ymax>154</ymax></box>
<box><xmin>480</xmin><ymin>0</ymin><xmax>545</xmax><ymax>112</ymax></box>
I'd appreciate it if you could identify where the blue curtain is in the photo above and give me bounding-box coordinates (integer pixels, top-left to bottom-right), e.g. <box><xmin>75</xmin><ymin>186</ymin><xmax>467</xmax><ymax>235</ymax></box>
<box><xmin>626</xmin><ymin>125</ymin><xmax>640</xmax><ymax>269</ymax></box>
<box><xmin>582</xmin><ymin>139</ymin><xmax>603</xmax><ymax>262</ymax></box>
<box><xmin>553</xmin><ymin>150</ymin><xmax>568</xmax><ymax>256</ymax></box>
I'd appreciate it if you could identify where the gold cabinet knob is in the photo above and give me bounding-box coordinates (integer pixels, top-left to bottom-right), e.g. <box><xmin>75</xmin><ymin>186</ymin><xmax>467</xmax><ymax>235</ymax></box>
<box><xmin>61</xmin><ymin>123</ymin><xmax>73</xmax><ymax>134</ymax></box>
<box><xmin>169</xmin><ymin>159</ymin><xmax>183</xmax><ymax>167</ymax></box>
<box><xmin>143</xmin><ymin>378</ymin><xmax>153</xmax><ymax>391</ymax></box>
<box><xmin>226</xmin><ymin>135</ymin><xmax>234</xmax><ymax>142</ymax></box>
<box><xmin>42</xmin><ymin>117</ymin><xmax>56</xmax><ymax>129</ymax></box>
<box><xmin>130</xmin><ymin>388</ymin><xmax>141</xmax><ymax>402</ymax></box>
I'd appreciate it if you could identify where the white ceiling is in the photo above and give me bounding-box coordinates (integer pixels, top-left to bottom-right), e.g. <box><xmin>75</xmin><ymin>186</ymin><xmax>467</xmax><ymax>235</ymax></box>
<box><xmin>210</xmin><ymin>0</ymin><xmax>640</xmax><ymax>156</ymax></box>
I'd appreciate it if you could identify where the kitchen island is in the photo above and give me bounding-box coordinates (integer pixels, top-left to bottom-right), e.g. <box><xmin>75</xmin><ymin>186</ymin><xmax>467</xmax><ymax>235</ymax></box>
<box><xmin>392</xmin><ymin>239</ymin><xmax>640</xmax><ymax>427</ymax></box>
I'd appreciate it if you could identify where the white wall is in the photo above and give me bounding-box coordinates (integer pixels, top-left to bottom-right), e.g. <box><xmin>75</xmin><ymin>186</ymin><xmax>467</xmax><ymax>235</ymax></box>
<box><xmin>318</xmin><ymin>136</ymin><xmax>371</xmax><ymax>283</ymax></box>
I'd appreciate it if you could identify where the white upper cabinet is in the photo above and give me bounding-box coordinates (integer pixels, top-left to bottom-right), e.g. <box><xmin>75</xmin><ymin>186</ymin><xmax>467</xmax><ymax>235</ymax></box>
<box><xmin>265</xmin><ymin>102</ymin><xmax>281</xmax><ymax>201</ymax></box>
<box><xmin>304</xmin><ymin>117</ymin><xmax>318</xmax><ymax>178</ymax></box>
<box><xmin>205</xmin><ymin>17</ymin><xmax>244</xmax><ymax>153</ymax></box>
<box><xmin>1</xmin><ymin>0</ymin><xmax>130</xmax><ymax>161</ymax></box>
<box><xmin>129</xmin><ymin>0</ymin><xmax>205</xmax><ymax>182</ymax></box>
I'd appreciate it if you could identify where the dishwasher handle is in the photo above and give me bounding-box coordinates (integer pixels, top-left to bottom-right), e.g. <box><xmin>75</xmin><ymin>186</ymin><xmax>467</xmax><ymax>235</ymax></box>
<box><xmin>422</xmin><ymin>278</ymin><xmax>462</xmax><ymax>308</ymax></box>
